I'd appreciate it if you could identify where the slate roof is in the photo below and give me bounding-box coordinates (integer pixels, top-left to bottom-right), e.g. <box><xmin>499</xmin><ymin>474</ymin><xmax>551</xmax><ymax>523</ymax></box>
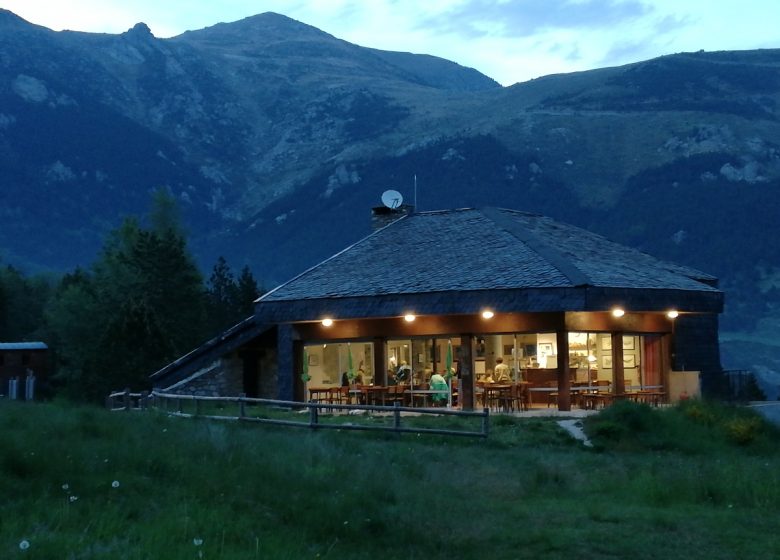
<box><xmin>259</xmin><ymin>208</ymin><xmax>718</xmax><ymax>303</ymax></box>
<box><xmin>0</xmin><ymin>342</ymin><xmax>48</xmax><ymax>351</ymax></box>
<box><xmin>150</xmin><ymin>316</ymin><xmax>271</xmax><ymax>383</ymax></box>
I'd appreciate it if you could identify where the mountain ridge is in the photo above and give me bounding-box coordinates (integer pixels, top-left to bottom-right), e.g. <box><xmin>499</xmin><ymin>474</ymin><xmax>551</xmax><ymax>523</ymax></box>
<box><xmin>1</xmin><ymin>10</ymin><xmax>780</xmax><ymax>393</ymax></box>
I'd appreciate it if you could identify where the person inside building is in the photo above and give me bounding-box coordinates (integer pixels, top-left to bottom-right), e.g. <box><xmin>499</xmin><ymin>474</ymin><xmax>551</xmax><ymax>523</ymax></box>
<box><xmin>494</xmin><ymin>357</ymin><xmax>511</xmax><ymax>382</ymax></box>
<box><xmin>429</xmin><ymin>370</ymin><xmax>449</xmax><ymax>406</ymax></box>
<box><xmin>395</xmin><ymin>360</ymin><xmax>411</xmax><ymax>384</ymax></box>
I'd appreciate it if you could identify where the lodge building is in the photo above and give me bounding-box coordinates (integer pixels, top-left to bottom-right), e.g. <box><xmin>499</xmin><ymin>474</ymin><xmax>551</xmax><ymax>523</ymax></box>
<box><xmin>152</xmin><ymin>207</ymin><xmax>723</xmax><ymax>411</ymax></box>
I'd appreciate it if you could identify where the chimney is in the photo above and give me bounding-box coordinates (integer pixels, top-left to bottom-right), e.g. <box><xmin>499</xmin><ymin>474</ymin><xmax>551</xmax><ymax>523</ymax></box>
<box><xmin>371</xmin><ymin>204</ymin><xmax>414</xmax><ymax>231</ymax></box>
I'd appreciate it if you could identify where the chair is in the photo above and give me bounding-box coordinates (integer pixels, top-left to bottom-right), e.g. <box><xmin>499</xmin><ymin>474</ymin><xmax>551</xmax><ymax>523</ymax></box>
<box><xmin>498</xmin><ymin>383</ymin><xmax>526</xmax><ymax>412</ymax></box>
<box><xmin>546</xmin><ymin>381</ymin><xmax>558</xmax><ymax>408</ymax></box>
<box><xmin>450</xmin><ymin>378</ymin><xmax>459</xmax><ymax>407</ymax></box>
<box><xmin>327</xmin><ymin>386</ymin><xmax>348</xmax><ymax>404</ymax></box>
<box><xmin>411</xmin><ymin>383</ymin><xmax>430</xmax><ymax>407</ymax></box>
<box><xmin>487</xmin><ymin>384</ymin><xmax>509</xmax><ymax>411</ymax></box>
<box><xmin>385</xmin><ymin>385</ymin><xmax>406</xmax><ymax>406</ymax></box>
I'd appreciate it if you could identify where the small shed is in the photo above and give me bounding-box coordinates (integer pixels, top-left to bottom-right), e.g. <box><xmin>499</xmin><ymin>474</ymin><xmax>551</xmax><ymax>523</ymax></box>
<box><xmin>0</xmin><ymin>341</ymin><xmax>48</xmax><ymax>397</ymax></box>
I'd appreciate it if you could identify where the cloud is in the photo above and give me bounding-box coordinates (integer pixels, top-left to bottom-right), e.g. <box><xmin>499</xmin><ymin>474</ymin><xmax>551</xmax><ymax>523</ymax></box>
<box><xmin>420</xmin><ymin>0</ymin><xmax>652</xmax><ymax>39</ymax></box>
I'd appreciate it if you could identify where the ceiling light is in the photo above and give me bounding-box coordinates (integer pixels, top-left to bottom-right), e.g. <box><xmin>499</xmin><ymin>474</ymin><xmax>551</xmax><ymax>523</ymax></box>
<box><xmin>481</xmin><ymin>309</ymin><xmax>495</xmax><ymax>319</ymax></box>
<box><xmin>321</xmin><ymin>318</ymin><xmax>334</xmax><ymax>327</ymax></box>
<box><xmin>667</xmin><ymin>310</ymin><xmax>679</xmax><ymax>319</ymax></box>
<box><xmin>404</xmin><ymin>314</ymin><xmax>416</xmax><ymax>322</ymax></box>
<box><xmin>612</xmin><ymin>308</ymin><xmax>625</xmax><ymax>318</ymax></box>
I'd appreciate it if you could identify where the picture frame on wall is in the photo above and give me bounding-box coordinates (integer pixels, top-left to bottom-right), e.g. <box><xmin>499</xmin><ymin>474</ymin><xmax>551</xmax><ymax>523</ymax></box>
<box><xmin>624</xmin><ymin>355</ymin><xmax>636</xmax><ymax>368</ymax></box>
<box><xmin>602</xmin><ymin>355</ymin><xmax>613</xmax><ymax>369</ymax></box>
<box><xmin>308</xmin><ymin>354</ymin><xmax>319</xmax><ymax>366</ymax></box>
<box><xmin>538</xmin><ymin>342</ymin><xmax>554</xmax><ymax>357</ymax></box>
<box><xmin>623</xmin><ymin>336</ymin><xmax>635</xmax><ymax>350</ymax></box>
<box><xmin>601</xmin><ymin>336</ymin><xmax>612</xmax><ymax>351</ymax></box>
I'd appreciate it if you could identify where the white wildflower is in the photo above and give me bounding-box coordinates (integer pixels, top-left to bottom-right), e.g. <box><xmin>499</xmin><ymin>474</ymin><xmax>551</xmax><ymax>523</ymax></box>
<box><xmin>111</xmin><ymin>480</ymin><xmax>120</xmax><ymax>488</ymax></box>
<box><xmin>19</xmin><ymin>540</ymin><xmax>30</xmax><ymax>550</ymax></box>
<box><xmin>62</xmin><ymin>483</ymin><xmax>69</xmax><ymax>491</ymax></box>
<box><xmin>69</xmin><ymin>495</ymin><xmax>78</xmax><ymax>503</ymax></box>
<box><xmin>193</xmin><ymin>538</ymin><xmax>203</xmax><ymax>546</ymax></box>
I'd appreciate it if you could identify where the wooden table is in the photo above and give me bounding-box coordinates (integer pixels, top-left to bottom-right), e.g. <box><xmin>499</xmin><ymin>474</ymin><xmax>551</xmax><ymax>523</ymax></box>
<box><xmin>308</xmin><ymin>387</ymin><xmax>332</xmax><ymax>402</ymax></box>
<box><xmin>408</xmin><ymin>389</ymin><xmax>448</xmax><ymax>408</ymax></box>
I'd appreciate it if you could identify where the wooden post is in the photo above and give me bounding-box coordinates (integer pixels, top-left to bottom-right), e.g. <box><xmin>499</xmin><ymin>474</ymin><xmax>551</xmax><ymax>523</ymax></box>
<box><xmin>239</xmin><ymin>392</ymin><xmax>246</xmax><ymax>419</ymax></box>
<box><xmin>177</xmin><ymin>397</ymin><xmax>183</xmax><ymax>414</ymax></box>
<box><xmin>140</xmin><ymin>391</ymin><xmax>149</xmax><ymax>410</ymax></box>
<box><xmin>373</xmin><ymin>337</ymin><xmax>387</xmax><ymax>386</ymax></box>
<box><xmin>393</xmin><ymin>401</ymin><xmax>401</xmax><ymax>432</ymax></box>
<box><xmin>123</xmin><ymin>388</ymin><xmax>131</xmax><ymax>411</ymax></box>
<box><xmin>611</xmin><ymin>332</ymin><xmax>625</xmax><ymax>396</ymax></box>
<box><xmin>195</xmin><ymin>397</ymin><xmax>201</xmax><ymax>416</ymax></box>
<box><xmin>105</xmin><ymin>395</ymin><xmax>112</xmax><ymax>410</ymax></box>
<box><xmin>459</xmin><ymin>334</ymin><xmax>476</xmax><ymax>411</ymax></box>
<box><xmin>309</xmin><ymin>405</ymin><xmax>318</xmax><ymax>428</ymax></box>
<box><xmin>481</xmin><ymin>408</ymin><xmax>490</xmax><ymax>437</ymax></box>
<box><xmin>556</xmin><ymin>328</ymin><xmax>571</xmax><ymax>411</ymax></box>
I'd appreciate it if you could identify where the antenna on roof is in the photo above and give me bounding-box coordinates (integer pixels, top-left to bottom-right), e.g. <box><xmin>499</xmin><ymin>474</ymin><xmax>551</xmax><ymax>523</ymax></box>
<box><xmin>381</xmin><ymin>189</ymin><xmax>403</xmax><ymax>209</ymax></box>
<box><xmin>414</xmin><ymin>174</ymin><xmax>417</xmax><ymax>210</ymax></box>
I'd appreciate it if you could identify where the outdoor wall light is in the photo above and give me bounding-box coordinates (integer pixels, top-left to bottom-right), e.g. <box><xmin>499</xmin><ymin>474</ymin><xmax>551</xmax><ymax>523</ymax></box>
<box><xmin>481</xmin><ymin>309</ymin><xmax>495</xmax><ymax>319</ymax></box>
<box><xmin>667</xmin><ymin>310</ymin><xmax>679</xmax><ymax>319</ymax></box>
<box><xmin>404</xmin><ymin>314</ymin><xmax>416</xmax><ymax>322</ymax></box>
<box><xmin>612</xmin><ymin>308</ymin><xmax>625</xmax><ymax>318</ymax></box>
<box><xmin>321</xmin><ymin>318</ymin><xmax>334</xmax><ymax>327</ymax></box>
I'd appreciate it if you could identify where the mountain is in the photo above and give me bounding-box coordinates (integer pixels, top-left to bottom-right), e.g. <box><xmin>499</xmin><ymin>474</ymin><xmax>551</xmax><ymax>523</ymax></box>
<box><xmin>1</xmin><ymin>10</ymin><xmax>779</xmax><ymax>395</ymax></box>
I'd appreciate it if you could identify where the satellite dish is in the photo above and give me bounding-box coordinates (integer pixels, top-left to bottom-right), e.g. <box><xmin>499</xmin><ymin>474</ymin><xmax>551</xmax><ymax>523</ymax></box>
<box><xmin>381</xmin><ymin>189</ymin><xmax>403</xmax><ymax>209</ymax></box>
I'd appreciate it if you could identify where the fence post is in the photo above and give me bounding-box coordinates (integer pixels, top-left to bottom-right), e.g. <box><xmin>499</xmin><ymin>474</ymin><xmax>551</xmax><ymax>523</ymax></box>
<box><xmin>140</xmin><ymin>391</ymin><xmax>149</xmax><ymax>410</ymax></box>
<box><xmin>25</xmin><ymin>375</ymin><xmax>35</xmax><ymax>401</ymax></box>
<box><xmin>309</xmin><ymin>404</ymin><xmax>318</xmax><ymax>429</ymax></box>
<box><xmin>177</xmin><ymin>397</ymin><xmax>183</xmax><ymax>414</ymax></box>
<box><xmin>9</xmin><ymin>377</ymin><xmax>17</xmax><ymax>400</ymax></box>
<box><xmin>195</xmin><ymin>397</ymin><xmax>201</xmax><ymax>416</ymax></box>
<box><xmin>123</xmin><ymin>388</ymin><xmax>131</xmax><ymax>411</ymax></box>
<box><xmin>481</xmin><ymin>408</ymin><xmax>490</xmax><ymax>437</ymax></box>
<box><xmin>393</xmin><ymin>401</ymin><xmax>401</xmax><ymax>432</ymax></box>
<box><xmin>239</xmin><ymin>393</ymin><xmax>246</xmax><ymax>419</ymax></box>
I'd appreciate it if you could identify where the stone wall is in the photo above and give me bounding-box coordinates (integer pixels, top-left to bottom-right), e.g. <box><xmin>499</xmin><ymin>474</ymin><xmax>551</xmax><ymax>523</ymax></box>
<box><xmin>159</xmin><ymin>355</ymin><xmax>243</xmax><ymax>397</ymax></box>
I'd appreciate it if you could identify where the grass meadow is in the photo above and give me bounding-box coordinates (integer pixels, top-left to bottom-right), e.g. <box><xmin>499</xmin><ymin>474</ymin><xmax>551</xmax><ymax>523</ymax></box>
<box><xmin>1</xmin><ymin>399</ymin><xmax>778</xmax><ymax>559</ymax></box>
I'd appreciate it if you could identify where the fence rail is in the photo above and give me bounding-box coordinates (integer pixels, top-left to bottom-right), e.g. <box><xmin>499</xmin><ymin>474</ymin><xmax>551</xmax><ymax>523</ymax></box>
<box><xmin>107</xmin><ymin>390</ymin><xmax>490</xmax><ymax>438</ymax></box>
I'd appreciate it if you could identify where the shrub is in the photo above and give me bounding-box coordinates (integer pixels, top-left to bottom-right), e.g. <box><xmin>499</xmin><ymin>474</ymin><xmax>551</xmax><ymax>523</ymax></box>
<box><xmin>723</xmin><ymin>416</ymin><xmax>764</xmax><ymax>445</ymax></box>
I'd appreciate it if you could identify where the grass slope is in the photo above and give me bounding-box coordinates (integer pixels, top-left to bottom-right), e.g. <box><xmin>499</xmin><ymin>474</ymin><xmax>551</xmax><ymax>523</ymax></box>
<box><xmin>0</xmin><ymin>400</ymin><xmax>778</xmax><ymax>559</ymax></box>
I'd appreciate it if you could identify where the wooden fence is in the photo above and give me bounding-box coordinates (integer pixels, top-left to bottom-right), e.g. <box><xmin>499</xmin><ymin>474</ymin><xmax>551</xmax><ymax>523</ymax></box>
<box><xmin>106</xmin><ymin>389</ymin><xmax>490</xmax><ymax>438</ymax></box>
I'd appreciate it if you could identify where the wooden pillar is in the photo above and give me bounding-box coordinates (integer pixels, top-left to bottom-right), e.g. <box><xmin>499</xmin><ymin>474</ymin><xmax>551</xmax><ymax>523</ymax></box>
<box><xmin>277</xmin><ymin>324</ymin><xmax>295</xmax><ymax>401</ymax></box>
<box><xmin>556</xmin><ymin>328</ymin><xmax>571</xmax><ymax>411</ymax></box>
<box><xmin>373</xmin><ymin>337</ymin><xmax>387</xmax><ymax>385</ymax></box>
<box><xmin>611</xmin><ymin>332</ymin><xmax>625</xmax><ymax>395</ymax></box>
<box><xmin>459</xmin><ymin>334</ymin><xmax>476</xmax><ymax>411</ymax></box>
<box><xmin>292</xmin><ymin>340</ymin><xmax>304</xmax><ymax>402</ymax></box>
<box><xmin>661</xmin><ymin>334</ymin><xmax>672</xmax><ymax>394</ymax></box>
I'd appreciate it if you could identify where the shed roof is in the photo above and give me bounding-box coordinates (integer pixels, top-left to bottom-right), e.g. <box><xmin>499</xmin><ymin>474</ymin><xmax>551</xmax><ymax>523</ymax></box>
<box><xmin>259</xmin><ymin>208</ymin><xmax>718</xmax><ymax>304</ymax></box>
<box><xmin>0</xmin><ymin>342</ymin><xmax>48</xmax><ymax>351</ymax></box>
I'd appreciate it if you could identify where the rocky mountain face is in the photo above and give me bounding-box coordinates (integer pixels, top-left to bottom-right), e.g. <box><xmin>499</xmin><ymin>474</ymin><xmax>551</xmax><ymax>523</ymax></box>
<box><xmin>1</xmin><ymin>10</ymin><xmax>780</xmax><ymax>395</ymax></box>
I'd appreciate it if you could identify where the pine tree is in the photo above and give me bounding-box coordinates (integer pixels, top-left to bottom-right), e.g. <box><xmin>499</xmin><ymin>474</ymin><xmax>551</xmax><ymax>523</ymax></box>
<box><xmin>48</xmin><ymin>199</ymin><xmax>208</xmax><ymax>401</ymax></box>
<box><xmin>236</xmin><ymin>265</ymin><xmax>262</xmax><ymax>317</ymax></box>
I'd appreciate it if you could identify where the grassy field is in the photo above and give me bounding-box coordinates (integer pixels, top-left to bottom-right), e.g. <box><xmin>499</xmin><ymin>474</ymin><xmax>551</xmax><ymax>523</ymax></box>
<box><xmin>1</xmin><ymin>399</ymin><xmax>778</xmax><ymax>559</ymax></box>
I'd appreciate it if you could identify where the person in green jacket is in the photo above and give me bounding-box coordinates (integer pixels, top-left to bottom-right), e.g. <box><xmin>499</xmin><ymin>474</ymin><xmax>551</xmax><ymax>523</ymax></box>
<box><xmin>429</xmin><ymin>371</ymin><xmax>449</xmax><ymax>406</ymax></box>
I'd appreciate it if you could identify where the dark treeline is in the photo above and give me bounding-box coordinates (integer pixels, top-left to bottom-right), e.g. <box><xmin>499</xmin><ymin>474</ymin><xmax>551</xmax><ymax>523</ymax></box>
<box><xmin>0</xmin><ymin>190</ymin><xmax>263</xmax><ymax>401</ymax></box>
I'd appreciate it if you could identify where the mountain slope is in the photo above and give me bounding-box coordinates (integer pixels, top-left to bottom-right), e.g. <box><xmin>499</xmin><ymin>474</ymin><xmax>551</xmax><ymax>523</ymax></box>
<box><xmin>1</xmin><ymin>10</ymin><xmax>780</xmax><ymax>390</ymax></box>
